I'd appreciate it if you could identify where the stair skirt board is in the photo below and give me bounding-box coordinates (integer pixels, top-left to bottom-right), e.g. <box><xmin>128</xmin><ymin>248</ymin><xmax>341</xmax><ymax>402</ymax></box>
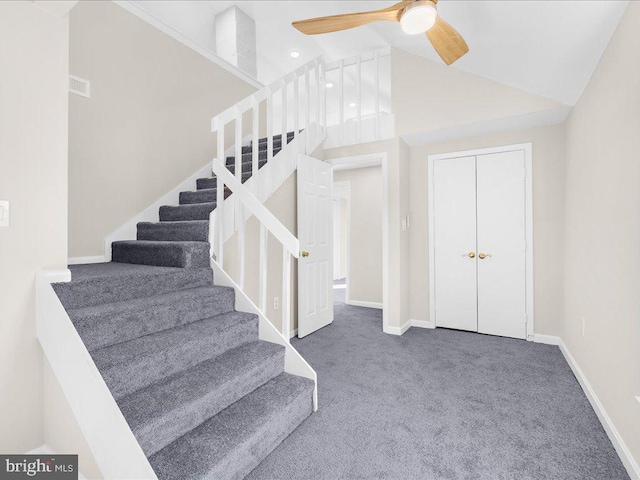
<box><xmin>52</xmin><ymin>132</ymin><xmax>314</xmax><ymax>480</ymax></box>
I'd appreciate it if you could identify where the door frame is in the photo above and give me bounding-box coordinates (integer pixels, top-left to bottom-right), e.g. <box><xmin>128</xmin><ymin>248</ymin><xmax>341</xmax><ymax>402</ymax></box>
<box><xmin>332</xmin><ymin>181</ymin><xmax>351</xmax><ymax>298</ymax></box>
<box><xmin>427</xmin><ymin>143</ymin><xmax>534</xmax><ymax>340</ymax></box>
<box><xmin>326</xmin><ymin>153</ymin><xmax>389</xmax><ymax>333</ymax></box>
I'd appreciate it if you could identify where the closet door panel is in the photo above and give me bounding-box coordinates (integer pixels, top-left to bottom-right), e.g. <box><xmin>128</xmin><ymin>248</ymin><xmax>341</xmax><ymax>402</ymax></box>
<box><xmin>433</xmin><ymin>156</ymin><xmax>478</xmax><ymax>332</ymax></box>
<box><xmin>476</xmin><ymin>151</ymin><xmax>527</xmax><ymax>339</ymax></box>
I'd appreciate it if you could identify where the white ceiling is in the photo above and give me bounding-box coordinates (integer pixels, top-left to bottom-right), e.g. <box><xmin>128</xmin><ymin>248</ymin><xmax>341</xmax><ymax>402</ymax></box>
<box><xmin>130</xmin><ymin>0</ymin><xmax>629</xmax><ymax>105</ymax></box>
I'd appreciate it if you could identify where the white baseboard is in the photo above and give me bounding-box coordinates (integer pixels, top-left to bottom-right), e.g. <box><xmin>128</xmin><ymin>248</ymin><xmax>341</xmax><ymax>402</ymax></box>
<box><xmin>559</xmin><ymin>340</ymin><xmax>640</xmax><ymax>480</ymax></box>
<box><xmin>385</xmin><ymin>319</ymin><xmax>435</xmax><ymax>336</ymax></box>
<box><xmin>530</xmin><ymin>334</ymin><xmax>561</xmax><ymax>345</ymax></box>
<box><xmin>346</xmin><ymin>299</ymin><xmax>383</xmax><ymax>309</ymax></box>
<box><xmin>409</xmin><ymin>319</ymin><xmax>435</xmax><ymax>329</ymax></box>
<box><xmin>26</xmin><ymin>445</ymin><xmax>88</xmax><ymax>480</ymax></box>
<box><xmin>68</xmin><ymin>256</ymin><xmax>106</xmax><ymax>266</ymax></box>
<box><xmin>290</xmin><ymin>328</ymin><xmax>298</xmax><ymax>339</ymax></box>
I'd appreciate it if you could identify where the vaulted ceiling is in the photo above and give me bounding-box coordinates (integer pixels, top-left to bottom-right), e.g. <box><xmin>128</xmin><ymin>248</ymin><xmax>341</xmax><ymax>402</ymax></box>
<box><xmin>130</xmin><ymin>0</ymin><xmax>628</xmax><ymax>105</ymax></box>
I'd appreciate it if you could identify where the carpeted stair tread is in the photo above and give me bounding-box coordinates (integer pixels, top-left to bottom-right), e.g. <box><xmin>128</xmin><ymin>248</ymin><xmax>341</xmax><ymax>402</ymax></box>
<box><xmin>92</xmin><ymin>310</ymin><xmax>259</xmax><ymax>400</ymax></box>
<box><xmin>197</xmin><ymin>173</ymin><xmax>251</xmax><ymax>190</ymax></box>
<box><xmin>255</xmin><ymin>131</ymin><xmax>295</xmax><ymax>145</ymax></box>
<box><xmin>159</xmin><ymin>203</ymin><xmax>216</xmax><ymax>222</ymax></box>
<box><xmin>149</xmin><ymin>373</ymin><xmax>314</xmax><ymax>480</ymax></box>
<box><xmin>53</xmin><ymin>263</ymin><xmax>212</xmax><ymax>310</ymax></box>
<box><xmin>112</xmin><ymin>240</ymin><xmax>210</xmax><ymax>269</ymax></box>
<box><xmin>67</xmin><ymin>285</ymin><xmax>235</xmax><ymax>352</ymax></box>
<box><xmin>137</xmin><ymin>221</ymin><xmax>209</xmax><ymax>242</ymax></box>
<box><xmin>224</xmin><ymin>158</ymin><xmax>267</xmax><ymax>175</ymax></box>
<box><xmin>226</xmin><ymin>150</ymin><xmax>268</xmax><ymax>164</ymax></box>
<box><xmin>119</xmin><ymin>341</ymin><xmax>285</xmax><ymax>456</ymax></box>
<box><xmin>179</xmin><ymin>189</ymin><xmax>231</xmax><ymax>206</ymax></box>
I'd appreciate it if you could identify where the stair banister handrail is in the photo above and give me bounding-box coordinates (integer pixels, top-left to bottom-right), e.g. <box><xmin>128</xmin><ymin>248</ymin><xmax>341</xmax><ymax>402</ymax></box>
<box><xmin>211</xmin><ymin>56</ymin><xmax>324</xmax><ymax>132</ymax></box>
<box><xmin>212</xmin><ymin>157</ymin><xmax>298</xmax><ymax>340</ymax></box>
<box><xmin>212</xmin><ymin>158</ymin><xmax>299</xmax><ymax>255</ymax></box>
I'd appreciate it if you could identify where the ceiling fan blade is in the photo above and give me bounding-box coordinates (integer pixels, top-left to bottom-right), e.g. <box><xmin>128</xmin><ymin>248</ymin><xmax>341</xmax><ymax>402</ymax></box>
<box><xmin>426</xmin><ymin>16</ymin><xmax>469</xmax><ymax>65</ymax></box>
<box><xmin>293</xmin><ymin>1</ymin><xmax>413</xmax><ymax>35</ymax></box>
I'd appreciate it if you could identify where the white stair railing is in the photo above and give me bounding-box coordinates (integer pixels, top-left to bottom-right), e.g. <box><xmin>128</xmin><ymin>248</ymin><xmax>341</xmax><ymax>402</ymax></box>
<box><xmin>211</xmin><ymin>57</ymin><xmax>326</xmax><ymax>204</ymax></box>
<box><xmin>211</xmin><ymin>158</ymin><xmax>298</xmax><ymax>341</ymax></box>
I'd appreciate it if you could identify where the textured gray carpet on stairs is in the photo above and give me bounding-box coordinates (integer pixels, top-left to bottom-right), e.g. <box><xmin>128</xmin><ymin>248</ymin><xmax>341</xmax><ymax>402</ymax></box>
<box><xmin>246</xmin><ymin>284</ymin><xmax>630</xmax><ymax>480</ymax></box>
<box><xmin>53</xmin><ymin>132</ymin><xmax>313</xmax><ymax>480</ymax></box>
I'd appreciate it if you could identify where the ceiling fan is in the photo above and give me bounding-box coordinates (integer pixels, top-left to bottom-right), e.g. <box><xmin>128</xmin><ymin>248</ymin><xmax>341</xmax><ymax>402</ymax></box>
<box><xmin>292</xmin><ymin>0</ymin><xmax>469</xmax><ymax>65</ymax></box>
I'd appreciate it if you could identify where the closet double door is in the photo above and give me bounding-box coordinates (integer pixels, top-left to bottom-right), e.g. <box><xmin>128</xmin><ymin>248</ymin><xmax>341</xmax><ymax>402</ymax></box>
<box><xmin>432</xmin><ymin>149</ymin><xmax>528</xmax><ymax>340</ymax></box>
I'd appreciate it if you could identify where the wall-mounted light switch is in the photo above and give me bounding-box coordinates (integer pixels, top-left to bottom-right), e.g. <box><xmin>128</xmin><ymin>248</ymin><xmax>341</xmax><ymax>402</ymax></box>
<box><xmin>0</xmin><ymin>201</ymin><xmax>9</xmax><ymax>227</ymax></box>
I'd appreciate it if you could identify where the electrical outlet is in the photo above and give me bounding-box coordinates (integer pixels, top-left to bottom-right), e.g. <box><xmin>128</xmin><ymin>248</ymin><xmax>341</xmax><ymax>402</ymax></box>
<box><xmin>581</xmin><ymin>317</ymin><xmax>586</xmax><ymax>337</ymax></box>
<box><xmin>274</xmin><ymin>297</ymin><xmax>279</xmax><ymax>310</ymax></box>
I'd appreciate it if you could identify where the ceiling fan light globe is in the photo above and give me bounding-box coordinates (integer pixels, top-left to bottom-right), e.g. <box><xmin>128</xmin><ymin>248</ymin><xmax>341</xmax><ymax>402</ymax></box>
<box><xmin>400</xmin><ymin>1</ymin><xmax>438</xmax><ymax>35</ymax></box>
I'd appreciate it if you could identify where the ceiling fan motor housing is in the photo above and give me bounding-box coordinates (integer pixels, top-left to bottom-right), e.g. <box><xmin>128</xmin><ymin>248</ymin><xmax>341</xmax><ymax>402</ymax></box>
<box><xmin>401</xmin><ymin>0</ymin><xmax>438</xmax><ymax>34</ymax></box>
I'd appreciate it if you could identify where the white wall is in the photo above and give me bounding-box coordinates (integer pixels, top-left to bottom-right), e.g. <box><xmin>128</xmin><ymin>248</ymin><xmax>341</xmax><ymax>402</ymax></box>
<box><xmin>562</xmin><ymin>2</ymin><xmax>640</xmax><ymax>467</ymax></box>
<box><xmin>334</xmin><ymin>167</ymin><xmax>383</xmax><ymax>305</ymax></box>
<box><xmin>68</xmin><ymin>0</ymin><xmax>257</xmax><ymax>257</ymax></box>
<box><xmin>0</xmin><ymin>2</ymin><xmax>69</xmax><ymax>452</ymax></box>
<box><xmin>391</xmin><ymin>48</ymin><xmax>564</xmax><ymax>136</ymax></box>
<box><xmin>408</xmin><ymin>124</ymin><xmax>566</xmax><ymax>336</ymax></box>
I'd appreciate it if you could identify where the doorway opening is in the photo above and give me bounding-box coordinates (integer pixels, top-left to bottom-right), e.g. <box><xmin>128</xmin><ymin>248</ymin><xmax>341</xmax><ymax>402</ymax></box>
<box><xmin>327</xmin><ymin>153</ymin><xmax>389</xmax><ymax>331</ymax></box>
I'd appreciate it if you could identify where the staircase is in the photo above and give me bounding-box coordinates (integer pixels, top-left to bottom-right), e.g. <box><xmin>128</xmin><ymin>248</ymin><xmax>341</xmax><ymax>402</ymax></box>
<box><xmin>50</xmin><ymin>132</ymin><xmax>311</xmax><ymax>480</ymax></box>
<box><xmin>39</xmin><ymin>50</ymin><xmax>392</xmax><ymax>479</ymax></box>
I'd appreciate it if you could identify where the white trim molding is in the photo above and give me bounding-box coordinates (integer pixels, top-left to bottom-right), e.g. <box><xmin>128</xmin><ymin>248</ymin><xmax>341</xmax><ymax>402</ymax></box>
<box><xmin>346</xmin><ymin>300</ymin><xmax>383</xmax><ymax>309</ymax></box>
<box><xmin>559</xmin><ymin>340</ymin><xmax>640</xmax><ymax>480</ymax></box>
<box><xmin>385</xmin><ymin>319</ymin><xmax>435</xmax><ymax>336</ymax></box>
<box><xmin>427</xmin><ymin>143</ymin><xmax>535</xmax><ymax>341</ymax></box>
<box><xmin>530</xmin><ymin>334</ymin><xmax>561</xmax><ymax>346</ymax></box>
<box><xmin>112</xmin><ymin>1</ymin><xmax>262</xmax><ymax>89</ymax></box>
<box><xmin>68</xmin><ymin>256</ymin><xmax>106</xmax><ymax>266</ymax></box>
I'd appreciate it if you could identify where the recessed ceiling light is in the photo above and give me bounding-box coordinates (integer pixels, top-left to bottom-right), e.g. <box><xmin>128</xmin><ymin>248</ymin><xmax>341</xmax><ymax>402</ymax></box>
<box><xmin>290</xmin><ymin>51</ymin><xmax>301</xmax><ymax>59</ymax></box>
<box><xmin>349</xmin><ymin>102</ymin><xmax>357</xmax><ymax>107</ymax></box>
<box><xmin>325</xmin><ymin>82</ymin><xmax>334</xmax><ymax>88</ymax></box>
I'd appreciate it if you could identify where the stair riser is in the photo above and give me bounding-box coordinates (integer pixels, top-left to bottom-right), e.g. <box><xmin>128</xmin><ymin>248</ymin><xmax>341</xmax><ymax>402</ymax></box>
<box><xmin>224</xmin><ymin>159</ymin><xmax>267</xmax><ymax>174</ymax></box>
<box><xmin>221</xmin><ymin>385</ymin><xmax>312</xmax><ymax>480</ymax></box>
<box><xmin>100</xmin><ymin>317</ymin><xmax>258</xmax><ymax>400</ymax></box>
<box><xmin>226</xmin><ymin>151</ymin><xmax>268</xmax><ymax>164</ymax></box>
<box><xmin>112</xmin><ymin>242</ymin><xmax>210</xmax><ymax>269</ymax></box>
<box><xmin>53</xmin><ymin>268</ymin><xmax>212</xmax><ymax>310</ymax></box>
<box><xmin>159</xmin><ymin>204</ymin><xmax>215</xmax><ymax>222</ymax></box>
<box><xmin>137</xmin><ymin>222</ymin><xmax>209</xmax><ymax>242</ymax></box>
<box><xmin>148</xmin><ymin>374</ymin><xmax>313</xmax><ymax>480</ymax></box>
<box><xmin>71</xmin><ymin>288</ymin><xmax>235</xmax><ymax>352</ymax></box>
<box><xmin>133</xmin><ymin>348</ymin><xmax>285</xmax><ymax>456</ymax></box>
<box><xmin>197</xmin><ymin>174</ymin><xmax>251</xmax><ymax>190</ymax></box>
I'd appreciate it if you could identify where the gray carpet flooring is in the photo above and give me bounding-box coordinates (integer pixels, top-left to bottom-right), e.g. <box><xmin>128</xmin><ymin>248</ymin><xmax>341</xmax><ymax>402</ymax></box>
<box><xmin>247</xmin><ymin>289</ymin><xmax>629</xmax><ymax>480</ymax></box>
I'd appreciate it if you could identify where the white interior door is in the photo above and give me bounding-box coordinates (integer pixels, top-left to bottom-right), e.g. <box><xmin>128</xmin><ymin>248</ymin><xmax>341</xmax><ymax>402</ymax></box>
<box><xmin>476</xmin><ymin>151</ymin><xmax>527</xmax><ymax>339</ymax></box>
<box><xmin>297</xmin><ymin>154</ymin><xmax>334</xmax><ymax>338</ymax></box>
<box><xmin>433</xmin><ymin>156</ymin><xmax>478</xmax><ymax>332</ymax></box>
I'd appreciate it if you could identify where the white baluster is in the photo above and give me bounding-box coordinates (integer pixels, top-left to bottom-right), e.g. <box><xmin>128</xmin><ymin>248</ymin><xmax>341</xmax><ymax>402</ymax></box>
<box><xmin>216</xmin><ymin>123</ymin><xmax>225</xmax><ymax>266</ymax></box>
<box><xmin>356</xmin><ymin>56</ymin><xmax>362</xmax><ymax>143</ymax></box>
<box><xmin>235</xmin><ymin>113</ymin><xmax>244</xmax><ymax>288</ymax></box>
<box><xmin>374</xmin><ymin>50</ymin><xmax>380</xmax><ymax>140</ymax></box>
<box><xmin>281</xmin><ymin>79</ymin><xmax>287</xmax><ymax>184</ymax></box>
<box><xmin>266</xmin><ymin>88</ymin><xmax>273</xmax><ymax>202</ymax></box>
<box><xmin>339</xmin><ymin>59</ymin><xmax>344</xmax><ymax>144</ymax></box>
<box><xmin>315</xmin><ymin>60</ymin><xmax>320</xmax><ymax>138</ymax></box>
<box><xmin>305</xmin><ymin>67</ymin><xmax>310</xmax><ymax>153</ymax></box>
<box><xmin>282</xmin><ymin>249</ymin><xmax>291</xmax><ymax>341</ymax></box>
<box><xmin>294</xmin><ymin>74</ymin><xmax>300</xmax><ymax>152</ymax></box>
<box><xmin>259</xmin><ymin>223</ymin><xmax>268</xmax><ymax>314</ymax></box>
<box><xmin>252</xmin><ymin>99</ymin><xmax>259</xmax><ymax>196</ymax></box>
